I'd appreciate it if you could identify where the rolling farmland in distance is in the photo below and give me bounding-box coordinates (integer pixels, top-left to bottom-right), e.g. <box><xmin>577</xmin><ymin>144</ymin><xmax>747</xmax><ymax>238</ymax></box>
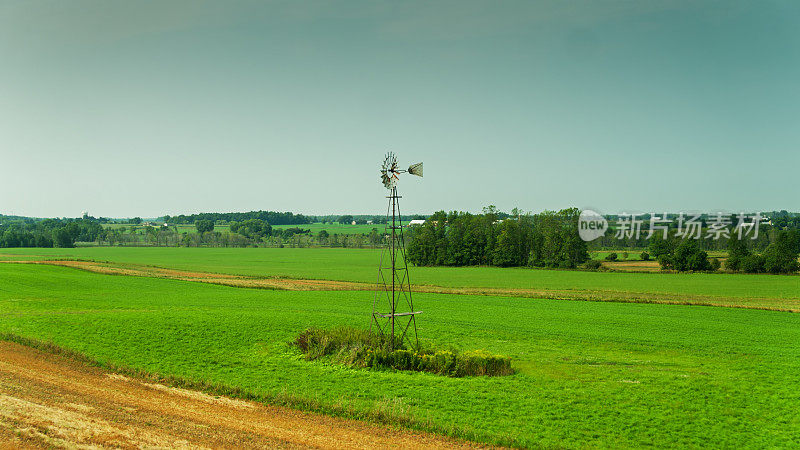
<box><xmin>1</xmin><ymin>248</ymin><xmax>799</xmax><ymax>447</ymax></box>
<box><xmin>1</xmin><ymin>247</ymin><xmax>798</xmax><ymax>310</ymax></box>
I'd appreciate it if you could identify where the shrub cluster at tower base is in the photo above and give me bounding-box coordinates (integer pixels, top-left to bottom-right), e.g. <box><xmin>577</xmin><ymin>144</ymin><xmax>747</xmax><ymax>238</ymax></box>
<box><xmin>294</xmin><ymin>327</ymin><xmax>514</xmax><ymax>377</ymax></box>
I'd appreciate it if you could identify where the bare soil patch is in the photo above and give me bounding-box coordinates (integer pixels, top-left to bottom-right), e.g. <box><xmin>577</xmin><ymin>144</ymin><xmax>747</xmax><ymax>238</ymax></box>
<box><xmin>0</xmin><ymin>340</ymin><xmax>479</xmax><ymax>449</ymax></box>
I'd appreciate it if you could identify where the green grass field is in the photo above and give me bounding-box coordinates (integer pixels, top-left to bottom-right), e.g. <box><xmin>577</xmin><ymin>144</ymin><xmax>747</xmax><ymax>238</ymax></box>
<box><xmin>271</xmin><ymin>222</ymin><xmax>380</xmax><ymax>235</ymax></box>
<box><xmin>2</xmin><ymin>247</ymin><xmax>799</xmax><ymax>305</ymax></box>
<box><xmin>1</xmin><ymin>262</ymin><xmax>799</xmax><ymax>447</ymax></box>
<box><xmin>104</xmin><ymin>223</ymin><xmax>234</xmax><ymax>234</ymax></box>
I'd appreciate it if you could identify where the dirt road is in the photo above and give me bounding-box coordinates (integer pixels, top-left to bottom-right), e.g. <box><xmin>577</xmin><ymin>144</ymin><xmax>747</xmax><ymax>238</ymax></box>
<box><xmin>0</xmin><ymin>341</ymin><xmax>476</xmax><ymax>449</ymax></box>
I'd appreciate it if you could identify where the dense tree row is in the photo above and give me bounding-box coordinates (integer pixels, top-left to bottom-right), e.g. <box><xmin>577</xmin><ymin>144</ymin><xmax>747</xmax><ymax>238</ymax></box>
<box><xmin>725</xmin><ymin>230</ymin><xmax>800</xmax><ymax>273</ymax></box>
<box><xmin>407</xmin><ymin>208</ymin><xmax>589</xmax><ymax>268</ymax></box>
<box><xmin>177</xmin><ymin>229</ymin><xmax>381</xmax><ymax>248</ymax></box>
<box><xmin>649</xmin><ymin>239</ymin><xmax>713</xmax><ymax>271</ymax></box>
<box><xmin>767</xmin><ymin>210</ymin><xmax>800</xmax><ymax>229</ymax></box>
<box><xmin>0</xmin><ymin>219</ymin><xmax>106</xmax><ymax>248</ymax></box>
<box><xmin>589</xmin><ymin>213</ymin><xmax>775</xmax><ymax>252</ymax></box>
<box><xmin>165</xmin><ymin>210</ymin><xmax>310</xmax><ymax>225</ymax></box>
<box><xmin>647</xmin><ymin>229</ymin><xmax>800</xmax><ymax>273</ymax></box>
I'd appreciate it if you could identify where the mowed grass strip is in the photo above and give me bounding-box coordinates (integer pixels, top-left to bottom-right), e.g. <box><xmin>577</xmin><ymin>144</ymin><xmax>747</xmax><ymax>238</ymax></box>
<box><xmin>1</xmin><ymin>263</ymin><xmax>799</xmax><ymax>447</ymax></box>
<box><xmin>2</xmin><ymin>247</ymin><xmax>799</xmax><ymax>306</ymax></box>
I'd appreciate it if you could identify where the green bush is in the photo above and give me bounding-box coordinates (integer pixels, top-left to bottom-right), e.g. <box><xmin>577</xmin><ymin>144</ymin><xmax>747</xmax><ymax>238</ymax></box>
<box><xmin>640</xmin><ymin>251</ymin><xmax>650</xmax><ymax>261</ymax></box>
<box><xmin>763</xmin><ymin>232</ymin><xmax>800</xmax><ymax>274</ymax></box>
<box><xmin>725</xmin><ymin>254</ymin><xmax>741</xmax><ymax>271</ymax></box>
<box><xmin>584</xmin><ymin>260</ymin><xmax>603</xmax><ymax>270</ymax></box>
<box><xmin>605</xmin><ymin>252</ymin><xmax>618</xmax><ymax>261</ymax></box>
<box><xmin>294</xmin><ymin>327</ymin><xmax>513</xmax><ymax>377</ymax></box>
<box><xmin>672</xmin><ymin>240</ymin><xmax>711</xmax><ymax>271</ymax></box>
<box><xmin>740</xmin><ymin>254</ymin><xmax>765</xmax><ymax>273</ymax></box>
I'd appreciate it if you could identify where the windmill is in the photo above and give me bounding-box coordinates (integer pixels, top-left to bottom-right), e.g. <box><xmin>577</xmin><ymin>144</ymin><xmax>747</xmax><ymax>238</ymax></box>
<box><xmin>373</xmin><ymin>152</ymin><xmax>423</xmax><ymax>350</ymax></box>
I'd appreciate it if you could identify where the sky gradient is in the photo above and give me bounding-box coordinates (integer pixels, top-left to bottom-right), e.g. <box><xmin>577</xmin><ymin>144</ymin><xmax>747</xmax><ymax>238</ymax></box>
<box><xmin>1</xmin><ymin>1</ymin><xmax>798</xmax><ymax>218</ymax></box>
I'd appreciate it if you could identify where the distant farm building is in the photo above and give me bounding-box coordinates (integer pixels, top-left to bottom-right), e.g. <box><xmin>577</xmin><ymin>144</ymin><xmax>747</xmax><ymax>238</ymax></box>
<box><xmin>408</xmin><ymin>219</ymin><xmax>426</xmax><ymax>227</ymax></box>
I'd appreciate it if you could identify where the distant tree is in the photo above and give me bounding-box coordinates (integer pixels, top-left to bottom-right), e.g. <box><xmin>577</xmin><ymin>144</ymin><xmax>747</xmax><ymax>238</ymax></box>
<box><xmin>493</xmin><ymin>218</ymin><xmax>524</xmax><ymax>267</ymax></box>
<box><xmin>338</xmin><ymin>215</ymin><xmax>354</xmax><ymax>225</ymax></box>
<box><xmin>585</xmin><ymin>259</ymin><xmax>603</xmax><ymax>270</ymax></box>
<box><xmin>605</xmin><ymin>252</ymin><xmax>618</xmax><ymax>261</ymax></box>
<box><xmin>196</xmin><ymin>220</ymin><xmax>215</xmax><ymax>233</ymax></box>
<box><xmin>649</xmin><ymin>236</ymin><xmax>674</xmax><ymax>259</ymax></box>
<box><xmin>281</xmin><ymin>227</ymin><xmax>310</xmax><ymax>237</ymax></box>
<box><xmin>368</xmin><ymin>228</ymin><xmax>381</xmax><ymax>246</ymax></box>
<box><xmin>2</xmin><ymin>230</ymin><xmax>21</xmax><ymax>248</ymax></box>
<box><xmin>640</xmin><ymin>251</ymin><xmax>650</xmax><ymax>261</ymax></box>
<box><xmin>230</xmin><ymin>219</ymin><xmax>270</xmax><ymax>239</ymax></box>
<box><xmin>672</xmin><ymin>240</ymin><xmax>711</xmax><ymax>271</ymax></box>
<box><xmin>740</xmin><ymin>254</ymin><xmax>765</xmax><ymax>273</ymax></box>
<box><xmin>725</xmin><ymin>236</ymin><xmax>750</xmax><ymax>271</ymax></box>
<box><xmin>130</xmin><ymin>217</ymin><xmax>142</xmax><ymax>225</ymax></box>
<box><xmin>53</xmin><ymin>228</ymin><xmax>74</xmax><ymax>248</ymax></box>
<box><xmin>763</xmin><ymin>231</ymin><xmax>800</xmax><ymax>274</ymax></box>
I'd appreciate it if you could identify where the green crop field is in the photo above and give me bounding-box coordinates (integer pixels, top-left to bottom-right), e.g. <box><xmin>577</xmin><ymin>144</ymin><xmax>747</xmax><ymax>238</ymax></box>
<box><xmin>2</xmin><ymin>247</ymin><xmax>799</xmax><ymax>306</ymax></box>
<box><xmin>1</xmin><ymin>262</ymin><xmax>799</xmax><ymax>447</ymax></box>
<box><xmin>272</xmin><ymin>222</ymin><xmax>381</xmax><ymax>235</ymax></box>
<box><xmin>104</xmin><ymin>224</ymin><xmax>233</xmax><ymax>234</ymax></box>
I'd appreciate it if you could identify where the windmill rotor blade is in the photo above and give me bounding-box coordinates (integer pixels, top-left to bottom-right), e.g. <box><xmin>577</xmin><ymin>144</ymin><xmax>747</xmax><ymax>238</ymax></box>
<box><xmin>408</xmin><ymin>162</ymin><xmax>423</xmax><ymax>177</ymax></box>
<box><xmin>379</xmin><ymin>152</ymin><xmax>407</xmax><ymax>189</ymax></box>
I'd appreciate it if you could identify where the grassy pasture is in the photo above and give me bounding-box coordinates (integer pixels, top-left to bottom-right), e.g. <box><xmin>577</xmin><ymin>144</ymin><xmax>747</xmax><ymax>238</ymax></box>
<box><xmin>1</xmin><ymin>247</ymin><xmax>799</xmax><ymax>307</ymax></box>
<box><xmin>272</xmin><ymin>222</ymin><xmax>380</xmax><ymax>235</ymax></box>
<box><xmin>104</xmin><ymin>224</ymin><xmax>233</xmax><ymax>234</ymax></box>
<box><xmin>1</xmin><ymin>262</ymin><xmax>799</xmax><ymax>447</ymax></box>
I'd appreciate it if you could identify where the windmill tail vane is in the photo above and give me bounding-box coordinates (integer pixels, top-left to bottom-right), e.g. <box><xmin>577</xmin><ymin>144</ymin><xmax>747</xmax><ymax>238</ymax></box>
<box><xmin>372</xmin><ymin>152</ymin><xmax>424</xmax><ymax>350</ymax></box>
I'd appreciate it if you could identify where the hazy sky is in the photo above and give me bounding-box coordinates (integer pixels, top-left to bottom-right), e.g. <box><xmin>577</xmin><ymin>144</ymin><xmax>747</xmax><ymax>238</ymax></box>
<box><xmin>1</xmin><ymin>1</ymin><xmax>798</xmax><ymax>218</ymax></box>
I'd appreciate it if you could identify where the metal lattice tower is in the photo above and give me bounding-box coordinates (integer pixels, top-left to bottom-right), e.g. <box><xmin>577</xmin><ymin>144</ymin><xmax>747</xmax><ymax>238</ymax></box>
<box><xmin>372</xmin><ymin>153</ymin><xmax>423</xmax><ymax>350</ymax></box>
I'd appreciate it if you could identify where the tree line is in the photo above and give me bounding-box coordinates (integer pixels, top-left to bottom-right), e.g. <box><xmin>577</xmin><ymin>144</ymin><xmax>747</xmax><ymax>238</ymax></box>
<box><xmin>647</xmin><ymin>229</ymin><xmax>800</xmax><ymax>274</ymax></box>
<box><xmin>406</xmin><ymin>207</ymin><xmax>589</xmax><ymax>268</ymax></box>
<box><xmin>0</xmin><ymin>218</ymin><xmax>106</xmax><ymax>248</ymax></box>
<box><xmin>165</xmin><ymin>210</ymin><xmax>311</xmax><ymax>225</ymax></box>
